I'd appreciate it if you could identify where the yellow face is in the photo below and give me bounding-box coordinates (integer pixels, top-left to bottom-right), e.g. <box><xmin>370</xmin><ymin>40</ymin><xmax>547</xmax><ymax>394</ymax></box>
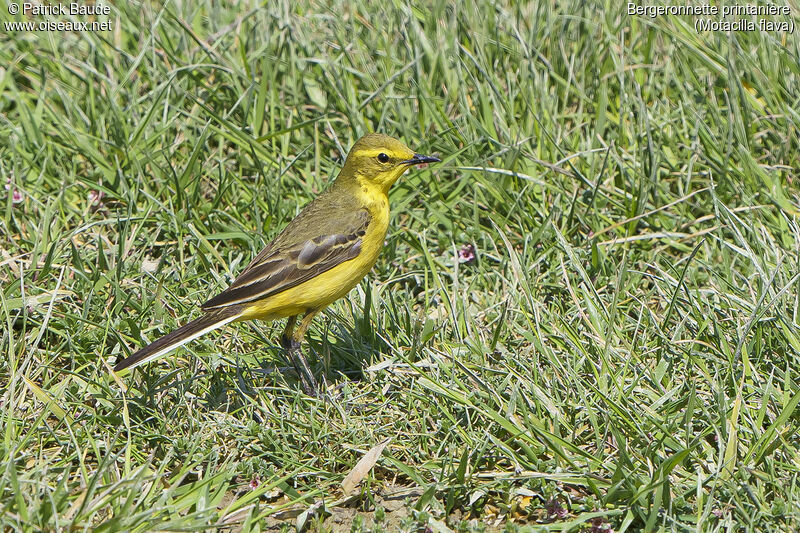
<box><xmin>343</xmin><ymin>133</ymin><xmax>440</xmax><ymax>191</ymax></box>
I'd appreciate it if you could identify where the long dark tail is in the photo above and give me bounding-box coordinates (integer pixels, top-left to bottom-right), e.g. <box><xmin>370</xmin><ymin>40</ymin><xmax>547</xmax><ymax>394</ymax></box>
<box><xmin>114</xmin><ymin>306</ymin><xmax>243</xmax><ymax>372</ymax></box>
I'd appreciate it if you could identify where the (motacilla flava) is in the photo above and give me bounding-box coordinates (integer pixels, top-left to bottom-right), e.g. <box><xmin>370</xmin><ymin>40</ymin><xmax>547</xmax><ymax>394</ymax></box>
<box><xmin>114</xmin><ymin>133</ymin><xmax>440</xmax><ymax>392</ymax></box>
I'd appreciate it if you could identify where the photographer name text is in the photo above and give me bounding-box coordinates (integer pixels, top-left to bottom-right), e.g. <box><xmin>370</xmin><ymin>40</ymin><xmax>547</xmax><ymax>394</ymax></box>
<box><xmin>5</xmin><ymin>2</ymin><xmax>113</xmax><ymax>32</ymax></box>
<box><xmin>15</xmin><ymin>2</ymin><xmax>109</xmax><ymax>16</ymax></box>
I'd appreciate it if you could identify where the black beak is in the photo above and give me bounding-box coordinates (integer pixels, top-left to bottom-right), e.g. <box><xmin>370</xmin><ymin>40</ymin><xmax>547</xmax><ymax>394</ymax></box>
<box><xmin>401</xmin><ymin>153</ymin><xmax>441</xmax><ymax>166</ymax></box>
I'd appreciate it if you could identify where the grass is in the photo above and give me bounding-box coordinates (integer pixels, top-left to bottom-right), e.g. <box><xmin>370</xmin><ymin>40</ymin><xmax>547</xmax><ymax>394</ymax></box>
<box><xmin>1</xmin><ymin>0</ymin><xmax>799</xmax><ymax>531</ymax></box>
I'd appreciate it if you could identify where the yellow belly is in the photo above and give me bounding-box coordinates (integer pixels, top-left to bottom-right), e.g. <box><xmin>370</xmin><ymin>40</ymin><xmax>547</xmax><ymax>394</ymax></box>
<box><xmin>236</xmin><ymin>202</ymin><xmax>389</xmax><ymax>322</ymax></box>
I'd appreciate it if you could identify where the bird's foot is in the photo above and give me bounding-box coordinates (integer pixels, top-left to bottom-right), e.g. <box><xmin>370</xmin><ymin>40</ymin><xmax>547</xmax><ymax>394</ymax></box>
<box><xmin>279</xmin><ymin>333</ymin><xmax>294</xmax><ymax>351</ymax></box>
<box><xmin>284</xmin><ymin>339</ymin><xmax>319</xmax><ymax>396</ymax></box>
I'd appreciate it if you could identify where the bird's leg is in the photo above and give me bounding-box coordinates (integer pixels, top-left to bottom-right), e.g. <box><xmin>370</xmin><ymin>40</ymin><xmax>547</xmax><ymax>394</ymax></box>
<box><xmin>280</xmin><ymin>315</ymin><xmax>298</xmax><ymax>351</ymax></box>
<box><xmin>281</xmin><ymin>312</ymin><xmax>319</xmax><ymax>394</ymax></box>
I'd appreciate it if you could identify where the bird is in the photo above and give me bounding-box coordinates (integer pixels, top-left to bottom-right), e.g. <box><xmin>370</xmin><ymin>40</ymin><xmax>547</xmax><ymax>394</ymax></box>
<box><xmin>114</xmin><ymin>133</ymin><xmax>440</xmax><ymax>393</ymax></box>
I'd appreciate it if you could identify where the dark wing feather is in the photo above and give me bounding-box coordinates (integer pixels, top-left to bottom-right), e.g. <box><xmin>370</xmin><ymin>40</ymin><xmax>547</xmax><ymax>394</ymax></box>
<box><xmin>201</xmin><ymin>207</ymin><xmax>370</xmax><ymax>310</ymax></box>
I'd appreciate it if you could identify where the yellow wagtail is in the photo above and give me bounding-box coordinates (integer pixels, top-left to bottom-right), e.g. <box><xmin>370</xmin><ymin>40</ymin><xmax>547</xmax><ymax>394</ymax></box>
<box><xmin>114</xmin><ymin>133</ymin><xmax>440</xmax><ymax>391</ymax></box>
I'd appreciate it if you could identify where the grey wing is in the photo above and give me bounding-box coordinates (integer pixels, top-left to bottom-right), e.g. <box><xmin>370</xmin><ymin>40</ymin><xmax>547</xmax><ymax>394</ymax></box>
<box><xmin>200</xmin><ymin>208</ymin><xmax>370</xmax><ymax>310</ymax></box>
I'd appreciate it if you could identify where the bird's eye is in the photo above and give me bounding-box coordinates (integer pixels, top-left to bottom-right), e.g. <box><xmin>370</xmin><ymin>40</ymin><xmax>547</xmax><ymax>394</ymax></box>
<box><xmin>377</xmin><ymin>153</ymin><xmax>390</xmax><ymax>163</ymax></box>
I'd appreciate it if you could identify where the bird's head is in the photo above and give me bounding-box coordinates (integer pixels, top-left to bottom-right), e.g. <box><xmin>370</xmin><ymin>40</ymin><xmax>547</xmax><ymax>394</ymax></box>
<box><xmin>340</xmin><ymin>133</ymin><xmax>440</xmax><ymax>192</ymax></box>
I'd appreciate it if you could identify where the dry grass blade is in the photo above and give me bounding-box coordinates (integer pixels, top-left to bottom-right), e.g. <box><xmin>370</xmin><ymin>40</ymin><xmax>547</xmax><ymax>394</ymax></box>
<box><xmin>341</xmin><ymin>438</ymin><xmax>391</xmax><ymax>496</ymax></box>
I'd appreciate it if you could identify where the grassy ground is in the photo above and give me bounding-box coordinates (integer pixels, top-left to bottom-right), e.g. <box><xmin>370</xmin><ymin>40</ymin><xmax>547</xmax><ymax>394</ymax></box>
<box><xmin>2</xmin><ymin>0</ymin><xmax>799</xmax><ymax>531</ymax></box>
